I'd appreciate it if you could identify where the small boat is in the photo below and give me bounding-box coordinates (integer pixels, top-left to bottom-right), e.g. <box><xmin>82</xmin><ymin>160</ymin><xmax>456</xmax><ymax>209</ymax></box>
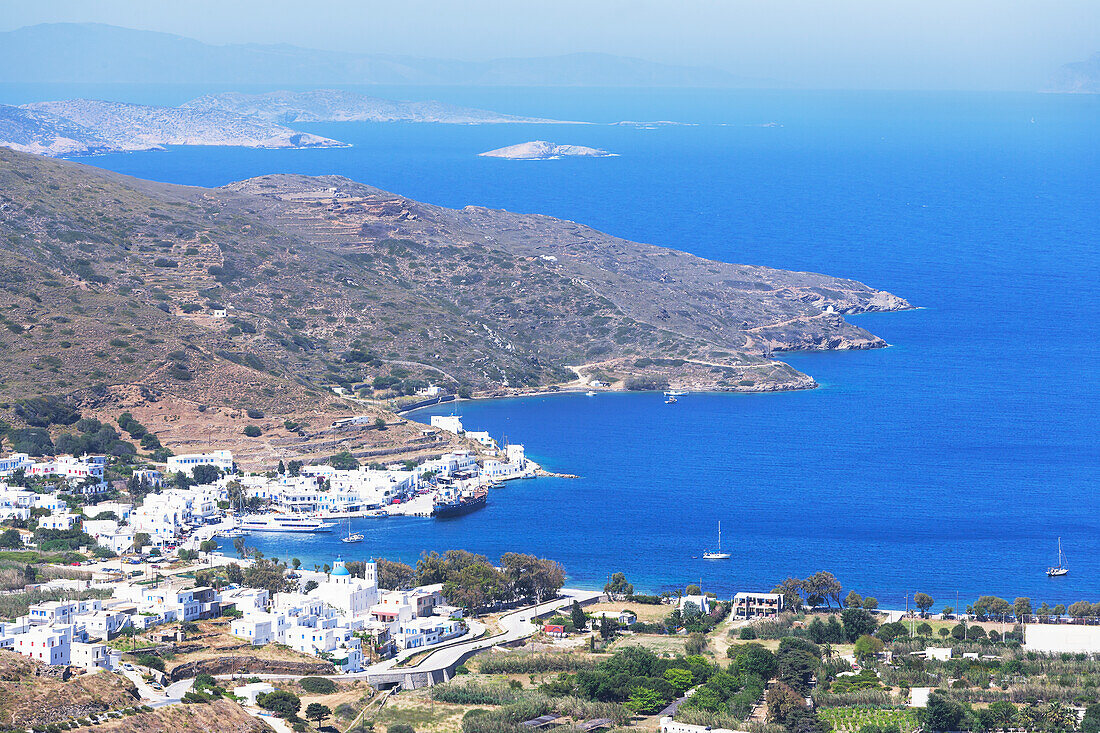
<box><xmin>665</xmin><ymin>396</ymin><xmax>677</xmax><ymax>404</ymax></box>
<box><xmin>585</xmin><ymin>391</ymin><xmax>597</xmax><ymax>397</ymax></box>
<box><xmin>667</xmin><ymin>390</ymin><xmax>687</xmax><ymax>397</ymax></box>
<box><xmin>340</xmin><ymin>518</ymin><xmax>364</xmax><ymax>544</ymax></box>
<box><xmin>1047</xmin><ymin>537</ymin><xmax>1069</xmax><ymax>577</ymax></box>
<box><xmin>703</xmin><ymin>521</ymin><xmax>731</xmax><ymax>560</ymax></box>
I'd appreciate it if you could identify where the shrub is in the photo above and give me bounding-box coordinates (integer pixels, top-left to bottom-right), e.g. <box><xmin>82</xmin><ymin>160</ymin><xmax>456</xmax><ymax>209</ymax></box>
<box><xmin>243</xmin><ymin>425</ymin><xmax>262</xmax><ymax>437</ymax></box>
<box><xmin>299</xmin><ymin>676</ymin><xmax>337</xmax><ymax>694</ymax></box>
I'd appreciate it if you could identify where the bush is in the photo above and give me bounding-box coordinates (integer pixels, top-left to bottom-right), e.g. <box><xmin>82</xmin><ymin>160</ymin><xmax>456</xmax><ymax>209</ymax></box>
<box><xmin>246</xmin><ymin>408</ymin><xmax>265</xmax><ymax>419</ymax></box>
<box><xmin>390</xmin><ymin>725</ymin><xmax>416</xmax><ymax>733</ymax></box>
<box><xmin>299</xmin><ymin>676</ymin><xmax>337</xmax><ymax>694</ymax></box>
<box><xmin>243</xmin><ymin>425</ymin><xmax>262</xmax><ymax>437</ymax></box>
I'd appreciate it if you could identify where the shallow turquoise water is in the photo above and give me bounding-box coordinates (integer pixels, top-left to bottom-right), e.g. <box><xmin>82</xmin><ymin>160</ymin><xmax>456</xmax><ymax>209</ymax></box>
<box><xmin>17</xmin><ymin>86</ymin><xmax>1097</xmax><ymax>608</ymax></box>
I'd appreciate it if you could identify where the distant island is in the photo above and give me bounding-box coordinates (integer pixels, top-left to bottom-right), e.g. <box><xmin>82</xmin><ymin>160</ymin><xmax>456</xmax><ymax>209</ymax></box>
<box><xmin>1046</xmin><ymin>52</ymin><xmax>1100</xmax><ymax>93</ymax></box>
<box><xmin>183</xmin><ymin>89</ymin><xmax>572</xmax><ymax>124</ymax></box>
<box><xmin>0</xmin><ymin>90</ymin><xmax>582</xmax><ymax>158</ymax></box>
<box><xmin>1</xmin><ymin>100</ymin><xmax>345</xmax><ymax>156</ymax></box>
<box><xmin>479</xmin><ymin>140</ymin><xmax>616</xmax><ymax>160</ymax></box>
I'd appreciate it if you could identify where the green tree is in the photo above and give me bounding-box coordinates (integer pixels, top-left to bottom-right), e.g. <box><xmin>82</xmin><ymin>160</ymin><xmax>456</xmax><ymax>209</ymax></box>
<box><xmin>1013</xmin><ymin>597</ymin><xmax>1032</xmax><ymax>622</ymax></box>
<box><xmin>243</xmin><ymin>425</ymin><xmax>261</xmax><ymax>438</ymax></box>
<box><xmin>133</xmin><ymin>532</ymin><xmax>150</xmax><ymax>551</ymax></box>
<box><xmin>685</xmin><ymin>584</ymin><xmax>701</xmax><ymax>596</ymax></box>
<box><xmin>257</xmin><ymin>690</ymin><xmax>300</xmax><ymax>718</ymax></box>
<box><xmin>0</xmin><ymin>529</ymin><xmax>23</xmax><ymax>549</ymax></box>
<box><xmin>625</xmin><ymin>686</ymin><xmax>662</xmax><ymax>715</ymax></box>
<box><xmin>570</xmin><ymin>600</ymin><xmax>587</xmax><ymax>631</ymax></box>
<box><xmin>841</xmin><ymin>608</ymin><xmax>877</xmax><ymax>642</ymax></box>
<box><xmin>305</xmin><ymin>703</ymin><xmax>331</xmax><ymax>726</ymax></box>
<box><xmin>986</xmin><ymin>701</ymin><xmax>1017</xmax><ymax>731</ymax></box>
<box><xmin>862</xmin><ymin>596</ymin><xmax>878</xmax><ymax>611</ymax></box>
<box><xmin>844</xmin><ymin>590</ymin><xmax>864</xmax><ymax>608</ymax></box>
<box><xmin>913</xmin><ymin>592</ymin><xmax>935</xmax><ymax>615</ymax></box>
<box><xmin>199</xmin><ymin>539</ymin><xmax>218</xmax><ymax>553</ymax></box>
<box><xmin>599</xmin><ymin>615</ymin><xmax>616</xmax><ymax>640</ymax></box>
<box><xmin>664</xmin><ymin>668</ymin><xmax>694</xmax><ymax>693</ymax></box>
<box><xmin>922</xmin><ymin>691</ymin><xmax>966</xmax><ymax>733</ymax></box>
<box><xmin>604</xmin><ymin>572</ymin><xmax>634</xmax><ymax>600</ymax></box>
<box><xmin>916</xmin><ymin>622</ymin><xmax>933</xmax><ymax>636</ymax></box>
<box><xmin>854</xmin><ymin>634</ymin><xmax>885</xmax><ymax>661</ymax></box>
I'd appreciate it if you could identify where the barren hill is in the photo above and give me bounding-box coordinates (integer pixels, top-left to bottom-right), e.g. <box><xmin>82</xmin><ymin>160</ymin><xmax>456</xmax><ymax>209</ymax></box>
<box><xmin>0</xmin><ymin>148</ymin><xmax>908</xmax><ymax>465</ymax></box>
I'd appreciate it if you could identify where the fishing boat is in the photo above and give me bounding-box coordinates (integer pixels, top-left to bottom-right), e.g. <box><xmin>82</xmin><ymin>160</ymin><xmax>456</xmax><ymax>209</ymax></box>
<box><xmin>237</xmin><ymin>514</ymin><xmax>334</xmax><ymax>533</ymax></box>
<box><xmin>585</xmin><ymin>391</ymin><xmax>597</xmax><ymax>396</ymax></box>
<box><xmin>703</xmin><ymin>521</ymin><xmax>731</xmax><ymax>559</ymax></box>
<box><xmin>433</xmin><ymin>489</ymin><xmax>488</xmax><ymax>518</ymax></box>
<box><xmin>340</xmin><ymin>517</ymin><xmax>364</xmax><ymax>544</ymax></box>
<box><xmin>1047</xmin><ymin>537</ymin><xmax>1069</xmax><ymax>577</ymax></box>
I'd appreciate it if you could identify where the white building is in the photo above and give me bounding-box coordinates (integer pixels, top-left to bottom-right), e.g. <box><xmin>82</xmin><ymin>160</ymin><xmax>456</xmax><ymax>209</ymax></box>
<box><xmin>166</xmin><ymin>450</ymin><xmax>234</xmax><ymax>476</ymax></box>
<box><xmin>430</xmin><ymin>415</ymin><xmax>463</xmax><ymax>434</ymax></box>
<box><xmin>37</xmin><ymin>512</ymin><xmax>81</xmax><ymax>531</ymax></box>
<box><xmin>0</xmin><ymin>453</ymin><xmax>34</xmax><ymax>477</ymax></box>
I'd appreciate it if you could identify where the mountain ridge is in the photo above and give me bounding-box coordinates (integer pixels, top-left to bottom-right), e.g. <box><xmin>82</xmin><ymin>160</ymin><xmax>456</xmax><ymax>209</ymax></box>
<box><xmin>0</xmin><ymin>23</ymin><xmax>760</xmax><ymax>88</ymax></box>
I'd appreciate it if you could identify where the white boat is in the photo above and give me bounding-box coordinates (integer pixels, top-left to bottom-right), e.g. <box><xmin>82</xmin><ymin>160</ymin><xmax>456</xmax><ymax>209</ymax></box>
<box><xmin>237</xmin><ymin>515</ymin><xmax>334</xmax><ymax>533</ymax></box>
<box><xmin>1047</xmin><ymin>537</ymin><xmax>1069</xmax><ymax>577</ymax></box>
<box><xmin>665</xmin><ymin>396</ymin><xmax>677</xmax><ymax>404</ymax></box>
<box><xmin>340</xmin><ymin>517</ymin><xmax>364</xmax><ymax>544</ymax></box>
<box><xmin>703</xmin><ymin>521</ymin><xmax>731</xmax><ymax>560</ymax></box>
<box><xmin>667</xmin><ymin>390</ymin><xmax>687</xmax><ymax>397</ymax></box>
<box><xmin>585</xmin><ymin>391</ymin><xmax>597</xmax><ymax>397</ymax></box>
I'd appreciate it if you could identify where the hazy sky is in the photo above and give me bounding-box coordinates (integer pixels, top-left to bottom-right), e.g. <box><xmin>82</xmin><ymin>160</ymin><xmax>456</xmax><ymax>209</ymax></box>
<box><xmin>1</xmin><ymin>0</ymin><xmax>1097</xmax><ymax>90</ymax></box>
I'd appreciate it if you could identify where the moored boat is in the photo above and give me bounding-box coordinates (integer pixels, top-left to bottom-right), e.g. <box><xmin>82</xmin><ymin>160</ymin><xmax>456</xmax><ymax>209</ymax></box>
<box><xmin>433</xmin><ymin>490</ymin><xmax>488</xmax><ymax>518</ymax></box>
<box><xmin>237</xmin><ymin>514</ymin><xmax>334</xmax><ymax>533</ymax></box>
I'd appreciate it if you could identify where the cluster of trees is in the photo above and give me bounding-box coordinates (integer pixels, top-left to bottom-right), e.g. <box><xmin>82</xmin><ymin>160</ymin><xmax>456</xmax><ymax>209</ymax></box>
<box><xmin>804</xmin><ymin>608</ymin><xmax>878</xmax><ymax>644</ymax></box>
<box><xmin>225</xmin><ymin>557</ymin><xmax>295</xmax><ymax>594</ymax></box>
<box><xmin>771</xmin><ymin>571</ymin><xmax>848</xmax><ymax>610</ymax></box>
<box><xmin>763</xmin><ymin>638</ymin><xmax>830</xmax><ymax>733</ymax></box>
<box><xmin>54</xmin><ymin>418</ymin><xmax>138</xmax><ymax>459</ymax></box>
<box><xmin>34</xmin><ymin>526</ymin><xmax>96</xmax><ymax>552</ymax></box>
<box><xmin>344</xmin><ymin>550</ymin><xmax>564</xmax><ymax>614</ymax></box>
<box><xmin>920</xmin><ymin>691</ymin><xmax>1086</xmax><ymax>733</ymax></box>
<box><xmin>541</xmin><ymin>646</ymin><xmax>717</xmax><ymax>715</ymax></box>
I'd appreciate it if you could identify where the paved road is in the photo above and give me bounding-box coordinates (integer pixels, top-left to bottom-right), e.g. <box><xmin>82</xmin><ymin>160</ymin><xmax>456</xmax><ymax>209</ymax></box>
<box><xmin>364</xmin><ymin>587</ymin><xmax>602</xmax><ymax>679</ymax></box>
<box><xmin>210</xmin><ymin>587</ymin><xmax>602</xmax><ymax>685</ymax></box>
<box><xmin>122</xmin><ymin>668</ymin><xmax>193</xmax><ymax>708</ymax></box>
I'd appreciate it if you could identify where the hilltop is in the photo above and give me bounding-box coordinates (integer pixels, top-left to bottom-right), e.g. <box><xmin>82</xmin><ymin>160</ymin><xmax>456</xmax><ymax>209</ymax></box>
<box><xmin>182</xmin><ymin>89</ymin><xmax>569</xmax><ymax>124</ymax></box>
<box><xmin>0</xmin><ymin>148</ymin><xmax>907</xmax><ymax>464</ymax></box>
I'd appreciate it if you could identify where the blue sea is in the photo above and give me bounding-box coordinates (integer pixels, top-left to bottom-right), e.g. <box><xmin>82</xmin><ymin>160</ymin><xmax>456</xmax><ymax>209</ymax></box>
<box><xmin>5</xmin><ymin>85</ymin><xmax>1096</xmax><ymax>609</ymax></box>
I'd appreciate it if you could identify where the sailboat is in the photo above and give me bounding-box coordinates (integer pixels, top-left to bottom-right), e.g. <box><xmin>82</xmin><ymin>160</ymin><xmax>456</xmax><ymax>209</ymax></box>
<box><xmin>703</xmin><ymin>521</ymin><xmax>731</xmax><ymax>559</ymax></box>
<box><xmin>1046</xmin><ymin>537</ymin><xmax>1068</xmax><ymax>576</ymax></box>
<box><xmin>340</xmin><ymin>517</ymin><xmax>364</xmax><ymax>544</ymax></box>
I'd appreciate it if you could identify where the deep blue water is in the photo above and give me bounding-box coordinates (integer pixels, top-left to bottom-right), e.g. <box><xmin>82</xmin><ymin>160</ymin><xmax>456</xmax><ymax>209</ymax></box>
<box><xmin>9</xmin><ymin>85</ymin><xmax>1097</xmax><ymax>609</ymax></box>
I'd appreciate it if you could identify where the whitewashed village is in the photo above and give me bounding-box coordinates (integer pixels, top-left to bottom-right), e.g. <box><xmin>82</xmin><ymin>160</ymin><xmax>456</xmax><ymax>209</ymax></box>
<box><xmin>0</xmin><ymin>411</ymin><xmax>545</xmax><ymax>681</ymax></box>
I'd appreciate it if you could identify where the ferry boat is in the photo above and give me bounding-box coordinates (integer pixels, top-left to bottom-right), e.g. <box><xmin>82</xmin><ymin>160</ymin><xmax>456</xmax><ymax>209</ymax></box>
<box><xmin>1047</xmin><ymin>537</ymin><xmax>1069</xmax><ymax>577</ymax></box>
<box><xmin>237</xmin><ymin>515</ymin><xmax>334</xmax><ymax>533</ymax></box>
<box><xmin>433</xmin><ymin>490</ymin><xmax>488</xmax><ymax>518</ymax></box>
